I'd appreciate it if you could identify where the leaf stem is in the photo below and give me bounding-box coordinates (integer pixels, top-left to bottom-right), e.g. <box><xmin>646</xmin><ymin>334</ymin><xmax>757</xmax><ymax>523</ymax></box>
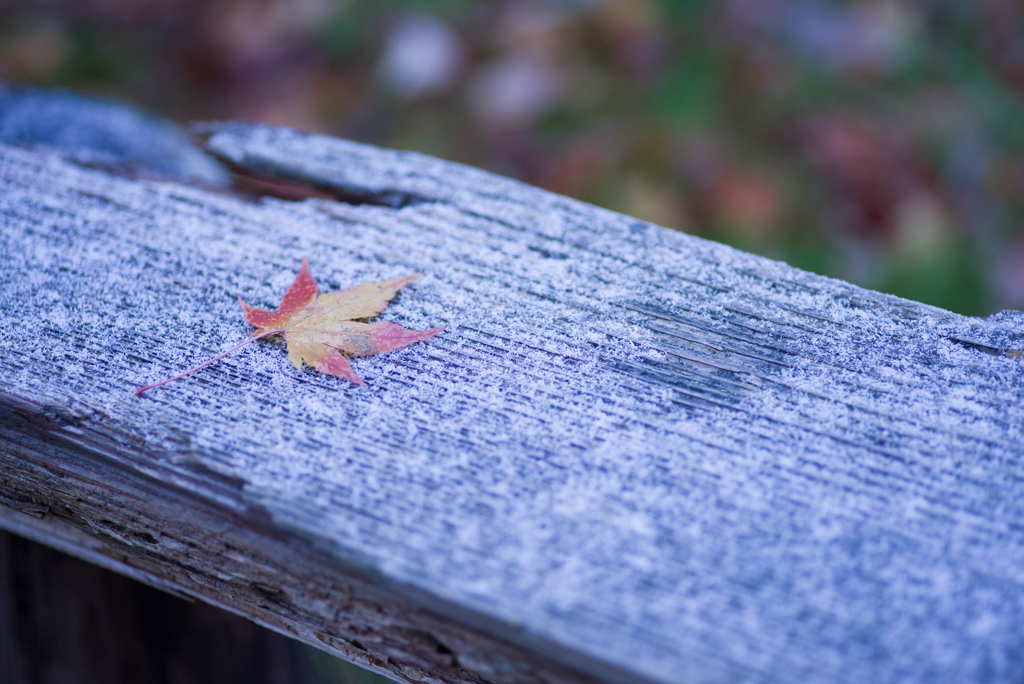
<box><xmin>134</xmin><ymin>329</ymin><xmax>284</xmax><ymax>396</ymax></box>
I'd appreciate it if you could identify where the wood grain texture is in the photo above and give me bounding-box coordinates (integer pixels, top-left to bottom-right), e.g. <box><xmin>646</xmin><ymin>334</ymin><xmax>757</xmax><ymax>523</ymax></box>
<box><xmin>1</xmin><ymin>123</ymin><xmax>1023</xmax><ymax>684</ymax></box>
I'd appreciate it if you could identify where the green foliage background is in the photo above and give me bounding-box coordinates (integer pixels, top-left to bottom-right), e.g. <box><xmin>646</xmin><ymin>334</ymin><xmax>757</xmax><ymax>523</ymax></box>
<box><xmin>3</xmin><ymin>0</ymin><xmax>1023</xmax><ymax>316</ymax></box>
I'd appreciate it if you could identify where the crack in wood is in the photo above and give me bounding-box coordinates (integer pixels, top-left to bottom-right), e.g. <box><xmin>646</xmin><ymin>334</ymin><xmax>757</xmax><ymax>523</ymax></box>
<box><xmin>1</xmin><ymin>126</ymin><xmax>1022</xmax><ymax>684</ymax></box>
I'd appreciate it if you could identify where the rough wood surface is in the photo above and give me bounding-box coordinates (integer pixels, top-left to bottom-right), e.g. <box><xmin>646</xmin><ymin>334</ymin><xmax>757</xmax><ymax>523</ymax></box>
<box><xmin>1</xmin><ymin>123</ymin><xmax>1023</xmax><ymax>684</ymax></box>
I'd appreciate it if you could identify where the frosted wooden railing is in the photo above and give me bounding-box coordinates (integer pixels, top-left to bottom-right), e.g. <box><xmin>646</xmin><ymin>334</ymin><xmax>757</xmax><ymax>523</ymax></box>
<box><xmin>1</xmin><ymin>122</ymin><xmax>1023</xmax><ymax>684</ymax></box>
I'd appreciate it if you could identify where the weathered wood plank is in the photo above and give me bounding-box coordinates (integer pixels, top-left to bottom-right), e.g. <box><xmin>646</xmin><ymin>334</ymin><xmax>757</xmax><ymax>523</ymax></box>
<box><xmin>1</xmin><ymin>123</ymin><xmax>1023</xmax><ymax>684</ymax></box>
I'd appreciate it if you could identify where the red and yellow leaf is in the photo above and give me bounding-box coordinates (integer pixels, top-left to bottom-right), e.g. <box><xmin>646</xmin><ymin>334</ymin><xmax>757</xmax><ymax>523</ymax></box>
<box><xmin>136</xmin><ymin>258</ymin><xmax>442</xmax><ymax>395</ymax></box>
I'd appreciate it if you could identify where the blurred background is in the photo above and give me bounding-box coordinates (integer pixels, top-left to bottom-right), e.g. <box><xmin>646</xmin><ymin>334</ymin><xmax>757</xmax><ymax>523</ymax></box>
<box><xmin>2</xmin><ymin>0</ymin><xmax>1023</xmax><ymax>316</ymax></box>
<box><xmin>0</xmin><ymin>3</ymin><xmax>1021</xmax><ymax>682</ymax></box>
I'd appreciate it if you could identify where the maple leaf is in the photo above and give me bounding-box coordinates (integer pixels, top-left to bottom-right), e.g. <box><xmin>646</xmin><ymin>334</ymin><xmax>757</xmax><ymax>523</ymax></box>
<box><xmin>238</xmin><ymin>257</ymin><xmax>443</xmax><ymax>385</ymax></box>
<box><xmin>136</xmin><ymin>258</ymin><xmax>442</xmax><ymax>395</ymax></box>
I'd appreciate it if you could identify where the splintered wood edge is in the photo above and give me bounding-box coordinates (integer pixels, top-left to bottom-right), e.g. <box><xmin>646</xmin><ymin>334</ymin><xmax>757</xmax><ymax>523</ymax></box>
<box><xmin>6</xmin><ymin>127</ymin><xmax>1021</xmax><ymax>684</ymax></box>
<box><xmin>0</xmin><ymin>505</ymin><xmax>411</xmax><ymax>682</ymax></box>
<box><xmin>0</xmin><ymin>138</ymin><xmax>657</xmax><ymax>684</ymax></box>
<box><xmin>0</xmin><ymin>402</ymin><xmax>620</xmax><ymax>684</ymax></box>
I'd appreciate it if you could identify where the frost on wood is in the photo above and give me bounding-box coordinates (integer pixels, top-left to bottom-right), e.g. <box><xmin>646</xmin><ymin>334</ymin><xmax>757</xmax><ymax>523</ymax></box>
<box><xmin>1</xmin><ymin>126</ymin><xmax>1024</xmax><ymax>684</ymax></box>
<box><xmin>138</xmin><ymin>256</ymin><xmax>442</xmax><ymax>392</ymax></box>
<box><xmin>240</xmin><ymin>258</ymin><xmax>441</xmax><ymax>386</ymax></box>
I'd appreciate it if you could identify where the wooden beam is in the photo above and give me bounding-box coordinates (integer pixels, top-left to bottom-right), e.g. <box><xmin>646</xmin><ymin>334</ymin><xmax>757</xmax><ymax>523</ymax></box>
<box><xmin>1</xmin><ymin>124</ymin><xmax>1023</xmax><ymax>684</ymax></box>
